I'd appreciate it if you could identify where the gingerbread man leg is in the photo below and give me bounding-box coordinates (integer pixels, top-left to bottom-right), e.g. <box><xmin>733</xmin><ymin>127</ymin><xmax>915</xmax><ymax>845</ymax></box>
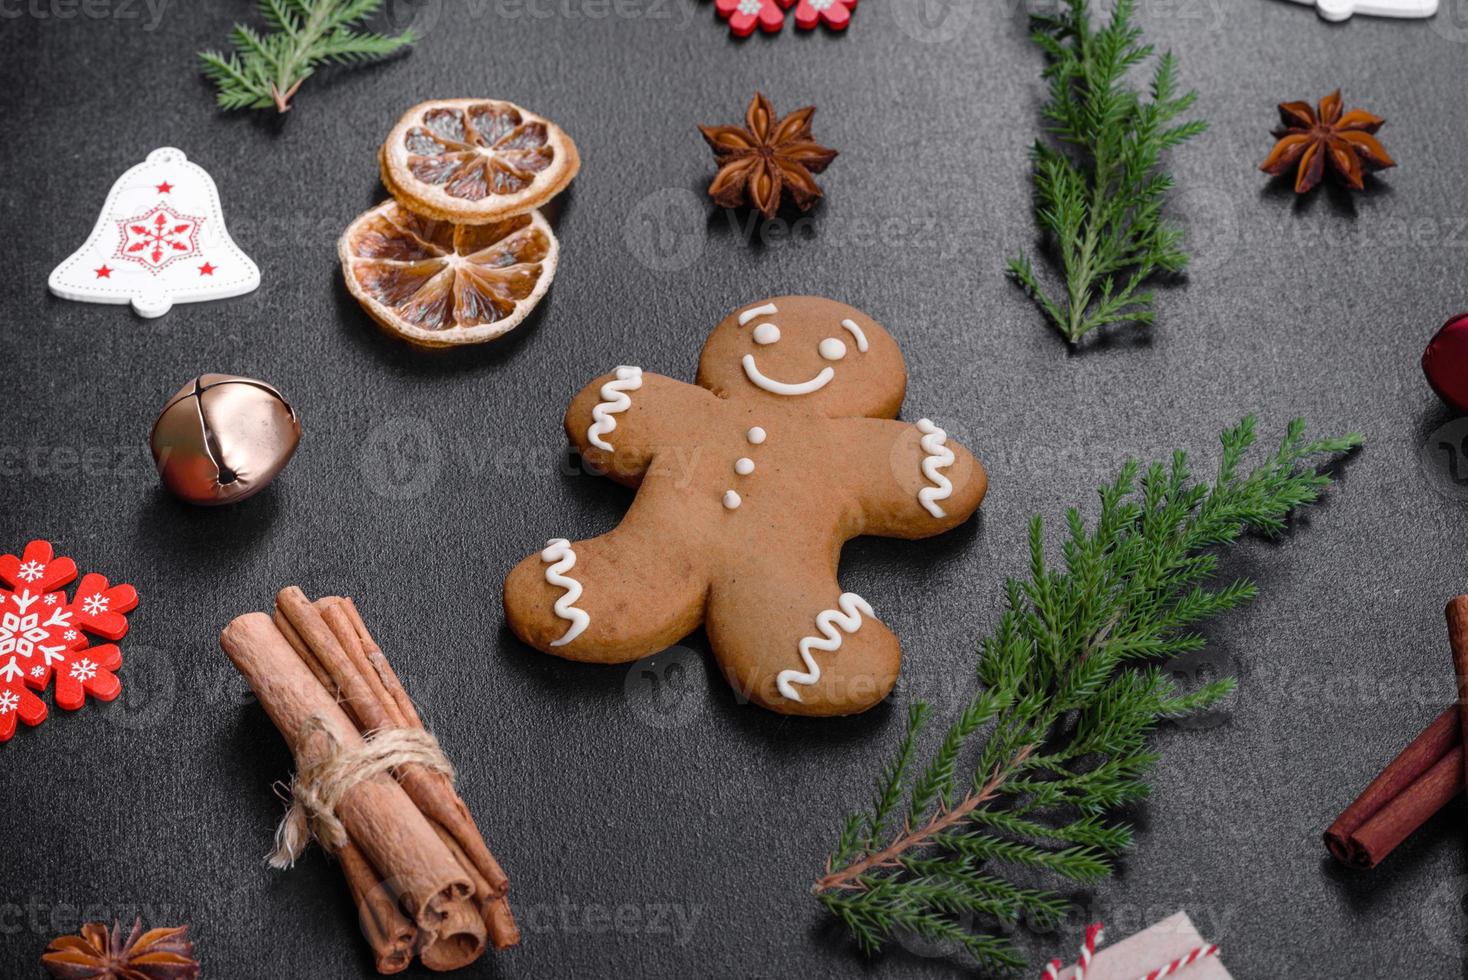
<box><xmin>503</xmin><ymin>504</ymin><xmax>710</xmax><ymax>664</ymax></box>
<box><xmin>703</xmin><ymin>558</ymin><xmax>900</xmax><ymax>717</ymax></box>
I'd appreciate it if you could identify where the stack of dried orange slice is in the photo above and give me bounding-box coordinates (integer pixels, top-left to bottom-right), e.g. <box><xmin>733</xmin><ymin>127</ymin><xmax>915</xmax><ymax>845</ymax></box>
<box><xmin>340</xmin><ymin>99</ymin><xmax>579</xmax><ymax>348</ymax></box>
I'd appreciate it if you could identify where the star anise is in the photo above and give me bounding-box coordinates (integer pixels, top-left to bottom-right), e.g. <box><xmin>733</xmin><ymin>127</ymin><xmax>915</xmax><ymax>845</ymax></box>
<box><xmin>1259</xmin><ymin>89</ymin><xmax>1395</xmax><ymax>194</ymax></box>
<box><xmin>42</xmin><ymin>919</ymin><xmax>199</xmax><ymax>980</ymax></box>
<box><xmin>699</xmin><ymin>92</ymin><xmax>838</xmax><ymax>219</ymax></box>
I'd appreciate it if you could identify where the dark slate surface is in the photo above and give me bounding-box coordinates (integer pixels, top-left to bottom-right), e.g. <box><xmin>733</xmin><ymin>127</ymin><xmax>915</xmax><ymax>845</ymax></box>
<box><xmin>4</xmin><ymin>0</ymin><xmax>1468</xmax><ymax>976</ymax></box>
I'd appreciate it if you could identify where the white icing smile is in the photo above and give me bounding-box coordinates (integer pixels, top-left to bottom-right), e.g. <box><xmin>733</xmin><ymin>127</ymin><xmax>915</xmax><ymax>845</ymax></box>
<box><xmin>741</xmin><ymin>354</ymin><xmax>834</xmax><ymax>396</ymax></box>
<box><xmin>736</xmin><ymin>301</ymin><xmax>871</xmax><ymax>397</ymax></box>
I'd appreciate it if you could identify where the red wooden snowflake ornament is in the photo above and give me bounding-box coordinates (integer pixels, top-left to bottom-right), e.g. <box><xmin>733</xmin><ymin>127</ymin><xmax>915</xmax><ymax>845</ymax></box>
<box><xmin>793</xmin><ymin>0</ymin><xmax>856</xmax><ymax>30</ymax></box>
<box><xmin>716</xmin><ymin>0</ymin><xmax>790</xmax><ymax>35</ymax></box>
<box><xmin>712</xmin><ymin>0</ymin><xmax>854</xmax><ymax>35</ymax></box>
<box><xmin>0</xmin><ymin>540</ymin><xmax>138</xmax><ymax>742</ymax></box>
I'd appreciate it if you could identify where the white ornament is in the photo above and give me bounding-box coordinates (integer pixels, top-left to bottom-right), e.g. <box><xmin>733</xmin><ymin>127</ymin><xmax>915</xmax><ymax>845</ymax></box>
<box><xmin>1283</xmin><ymin>0</ymin><xmax>1436</xmax><ymax>20</ymax></box>
<box><xmin>49</xmin><ymin>147</ymin><xmax>260</xmax><ymax>319</ymax></box>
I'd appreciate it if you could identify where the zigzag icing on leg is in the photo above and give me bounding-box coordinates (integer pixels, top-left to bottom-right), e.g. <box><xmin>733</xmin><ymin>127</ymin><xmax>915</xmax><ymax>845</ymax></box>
<box><xmin>776</xmin><ymin>593</ymin><xmax>875</xmax><ymax>702</ymax></box>
<box><xmin>540</xmin><ymin>538</ymin><xmax>590</xmax><ymax>647</ymax></box>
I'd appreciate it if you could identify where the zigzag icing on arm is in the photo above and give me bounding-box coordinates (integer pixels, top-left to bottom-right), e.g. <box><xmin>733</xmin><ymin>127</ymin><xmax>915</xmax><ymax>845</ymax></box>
<box><xmin>776</xmin><ymin>593</ymin><xmax>875</xmax><ymax>702</ymax></box>
<box><xmin>586</xmin><ymin>365</ymin><xmax>644</xmax><ymax>451</ymax></box>
<box><xmin>915</xmin><ymin>418</ymin><xmax>956</xmax><ymax>519</ymax></box>
<box><xmin>540</xmin><ymin>538</ymin><xmax>590</xmax><ymax>647</ymax></box>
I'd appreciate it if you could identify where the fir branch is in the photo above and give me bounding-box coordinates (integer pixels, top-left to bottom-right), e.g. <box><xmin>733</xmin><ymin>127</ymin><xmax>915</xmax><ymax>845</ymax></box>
<box><xmin>198</xmin><ymin>0</ymin><xmax>415</xmax><ymax>113</ymax></box>
<box><xmin>814</xmin><ymin>418</ymin><xmax>1360</xmax><ymax>971</ymax></box>
<box><xmin>1007</xmin><ymin>0</ymin><xmax>1207</xmax><ymax>346</ymax></box>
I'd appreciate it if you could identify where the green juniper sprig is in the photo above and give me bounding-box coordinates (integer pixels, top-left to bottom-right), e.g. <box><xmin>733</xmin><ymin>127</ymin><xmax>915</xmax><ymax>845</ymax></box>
<box><xmin>1007</xmin><ymin>0</ymin><xmax>1207</xmax><ymax>346</ymax></box>
<box><xmin>814</xmin><ymin>418</ymin><xmax>1361</xmax><ymax>973</ymax></box>
<box><xmin>199</xmin><ymin>0</ymin><xmax>416</xmax><ymax>113</ymax></box>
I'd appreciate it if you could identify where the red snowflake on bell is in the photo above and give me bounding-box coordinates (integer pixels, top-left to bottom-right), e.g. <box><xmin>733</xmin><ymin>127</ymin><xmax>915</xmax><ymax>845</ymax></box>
<box><xmin>114</xmin><ymin>204</ymin><xmax>203</xmax><ymax>274</ymax></box>
<box><xmin>716</xmin><ymin>0</ymin><xmax>789</xmax><ymax>36</ymax></box>
<box><xmin>794</xmin><ymin>0</ymin><xmax>855</xmax><ymax>29</ymax></box>
<box><xmin>0</xmin><ymin>540</ymin><xmax>138</xmax><ymax>742</ymax></box>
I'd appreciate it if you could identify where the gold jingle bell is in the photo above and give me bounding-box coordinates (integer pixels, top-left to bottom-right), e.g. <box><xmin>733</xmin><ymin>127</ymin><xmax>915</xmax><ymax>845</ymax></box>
<box><xmin>150</xmin><ymin>374</ymin><xmax>301</xmax><ymax>505</ymax></box>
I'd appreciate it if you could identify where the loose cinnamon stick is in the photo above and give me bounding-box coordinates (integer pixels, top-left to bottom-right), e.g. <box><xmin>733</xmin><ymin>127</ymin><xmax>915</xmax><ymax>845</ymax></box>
<box><xmin>339</xmin><ymin>841</ymin><xmax>417</xmax><ymax>974</ymax></box>
<box><xmin>1345</xmin><ymin>746</ymin><xmax>1464</xmax><ymax>868</ymax></box>
<box><xmin>1449</xmin><ymin>596</ymin><xmax>1468</xmax><ymax>786</ymax></box>
<box><xmin>221</xmin><ymin>613</ymin><xmax>472</xmax><ymax>929</ymax></box>
<box><xmin>277</xmin><ymin>588</ymin><xmax>402</xmax><ymax>729</ymax></box>
<box><xmin>486</xmin><ymin>898</ymin><xmax>520</xmax><ymax>950</ymax></box>
<box><xmin>340</xmin><ymin>597</ymin><xmax>422</xmax><ymax>730</ymax></box>
<box><xmin>274</xmin><ymin>608</ymin><xmax>337</xmax><ymax>702</ymax></box>
<box><xmin>418</xmin><ymin>899</ymin><xmax>490</xmax><ymax>972</ymax></box>
<box><xmin>1325</xmin><ymin>704</ymin><xmax>1461</xmax><ymax>867</ymax></box>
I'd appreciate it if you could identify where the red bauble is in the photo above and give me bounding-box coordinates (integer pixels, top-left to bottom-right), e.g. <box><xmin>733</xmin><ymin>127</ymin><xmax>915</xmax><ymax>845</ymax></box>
<box><xmin>1424</xmin><ymin>313</ymin><xmax>1468</xmax><ymax>413</ymax></box>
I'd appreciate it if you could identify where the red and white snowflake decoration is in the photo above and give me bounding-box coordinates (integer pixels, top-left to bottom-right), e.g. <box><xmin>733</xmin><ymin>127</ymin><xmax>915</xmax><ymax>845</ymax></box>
<box><xmin>115</xmin><ymin>204</ymin><xmax>203</xmax><ymax>273</ymax></box>
<box><xmin>713</xmin><ymin>0</ymin><xmax>855</xmax><ymax>35</ymax></box>
<box><xmin>716</xmin><ymin>0</ymin><xmax>788</xmax><ymax>35</ymax></box>
<box><xmin>0</xmin><ymin>540</ymin><xmax>138</xmax><ymax>742</ymax></box>
<box><xmin>713</xmin><ymin>0</ymin><xmax>857</xmax><ymax>35</ymax></box>
<box><xmin>794</xmin><ymin>0</ymin><xmax>856</xmax><ymax>30</ymax></box>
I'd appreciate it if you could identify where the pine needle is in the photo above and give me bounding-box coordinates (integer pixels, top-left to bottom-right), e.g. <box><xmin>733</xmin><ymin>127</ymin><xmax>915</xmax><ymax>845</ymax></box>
<box><xmin>198</xmin><ymin>0</ymin><xmax>415</xmax><ymax>113</ymax></box>
<box><xmin>1007</xmin><ymin>0</ymin><xmax>1207</xmax><ymax>345</ymax></box>
<box><xmin>813</xmin><ymin>417</ymin><xmax>1361</xmax><ymax>972</ymax></box>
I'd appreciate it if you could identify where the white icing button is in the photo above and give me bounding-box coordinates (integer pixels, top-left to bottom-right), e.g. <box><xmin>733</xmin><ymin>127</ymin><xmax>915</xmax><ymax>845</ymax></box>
<box><xmin>753</xmin><ymin>323</ymin><xmax>780</xmax><ymax>345</ymax></box>
<box><xmin>747</xmin><ymin>426</ymin><xmax>767</xmax><ymax>444</ymax></box>
<box><xmin>723</xmin><ymin>490</ymin><xmax>742</xmax><ymax>509</ymax></box>
<box><xmin>819</xmin><ymin>337</ymin><xmax>847</xmax><ymax>361</ymax></box>
<box><xmin>735</xmin><ymin>457</ymin><xmax>755</xmax><ymax>475</ymax></box>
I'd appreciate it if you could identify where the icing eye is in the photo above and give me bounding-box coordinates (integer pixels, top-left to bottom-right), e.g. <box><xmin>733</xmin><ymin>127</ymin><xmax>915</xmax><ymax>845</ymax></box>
<box><xmin>819</xmin><ymin>337</ymin><xmax>847</xmax><ymax>361</ymax></box>
<box><xmin>753</xmin><ymin>323</ymin><xmax>780</xmax><ymax>345</ymax></box>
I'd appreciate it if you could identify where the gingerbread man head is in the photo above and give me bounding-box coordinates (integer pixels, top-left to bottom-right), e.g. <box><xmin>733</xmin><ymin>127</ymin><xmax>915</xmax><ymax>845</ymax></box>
<box><xmin>504</xmin><ymin>295</ymin><xmax>987</xmax><ymax>716</ymax></box>
<box><xmin>695</xmin><ymin>295</ymin><xmax>906</xmax><ymax>420</ymax></box>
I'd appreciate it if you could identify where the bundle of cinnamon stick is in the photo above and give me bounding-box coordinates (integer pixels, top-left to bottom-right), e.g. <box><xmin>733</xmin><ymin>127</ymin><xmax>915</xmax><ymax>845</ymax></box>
<box><xmin>1324</xmin><ymin>596</ymin><xmax>1468</xmax><ymax>870</ymax></box>
<box><xmin>221</xmin><ymin>587</ymin><xmax>517</xmax><ymax>973</ymax></box>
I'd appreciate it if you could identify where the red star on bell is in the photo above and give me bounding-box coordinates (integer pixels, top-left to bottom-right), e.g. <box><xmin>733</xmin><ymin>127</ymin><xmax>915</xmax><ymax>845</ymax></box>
<box><xmin>198</xmin><ymin>262</ymin><xmax>216</xmax><ymax>276</ymax></box>
<box><xmin>94</xmin><ymin>265</ymin><xmax>112</xmax><ymax>278</ymax></box>
<box><xmin>155</xmin><ymin>181</ymin><xmax>173</xmax><ymax>193</ymax></box>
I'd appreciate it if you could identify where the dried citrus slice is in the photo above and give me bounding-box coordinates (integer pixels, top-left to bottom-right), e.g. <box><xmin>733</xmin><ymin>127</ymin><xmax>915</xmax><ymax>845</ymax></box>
<box><xmin>380</xmin><ymin>98</ymin><xmax>580</xmax><ymax>223</ymax></box>
<box><xmin>339</xmin><ymin>199</ymin><xmax>559</xmax><ymax>347</ymax></box>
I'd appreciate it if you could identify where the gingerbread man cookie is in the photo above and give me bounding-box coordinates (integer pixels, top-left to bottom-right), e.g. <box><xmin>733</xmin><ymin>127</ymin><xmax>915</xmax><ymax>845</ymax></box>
<box><xmin>503</xmin><ymin>296</ymin><xmax>987</xmax><ymax>716</ymax></box>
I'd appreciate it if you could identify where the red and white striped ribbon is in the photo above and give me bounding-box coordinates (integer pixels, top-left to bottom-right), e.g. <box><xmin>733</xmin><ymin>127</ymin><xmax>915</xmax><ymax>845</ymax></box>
<box><xmin>1076</xmin><ymin>923</ymin><xmax>1103</xmax><ymax>980</ymax></box>
<box><xmin>1040</xmin><ymin>922</ymin><xmax>1220</xmax><ymax>980</ymax></box>
<box><xmin>1132</xmin><ymin>942</ymin><xmax>1219</xmax><ymax>980</ymax></box>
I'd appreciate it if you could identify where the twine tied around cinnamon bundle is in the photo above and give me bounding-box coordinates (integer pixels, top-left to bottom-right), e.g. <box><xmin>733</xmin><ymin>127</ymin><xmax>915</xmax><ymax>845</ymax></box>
<box><xmin>269</xmin><ymin>714</ymin><xmax>456</xmax><ymax>869</ymax></box>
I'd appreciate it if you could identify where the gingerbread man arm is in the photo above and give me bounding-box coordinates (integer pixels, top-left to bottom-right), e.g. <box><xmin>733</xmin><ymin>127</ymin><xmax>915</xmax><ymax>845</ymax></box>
<box><xmin>565</xmin><ymin>368</ymin><xmax>719</xmax><ymax>487</ymax></box>
<box><xmin>830</xmin><ymin>417</ymin><xmax>988</xmax><ymax>539</ymax></box>
<box><xmin>503</xmin><ymin>493</ymin><xmax>712</xmax><ymax>664</ymax></box>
